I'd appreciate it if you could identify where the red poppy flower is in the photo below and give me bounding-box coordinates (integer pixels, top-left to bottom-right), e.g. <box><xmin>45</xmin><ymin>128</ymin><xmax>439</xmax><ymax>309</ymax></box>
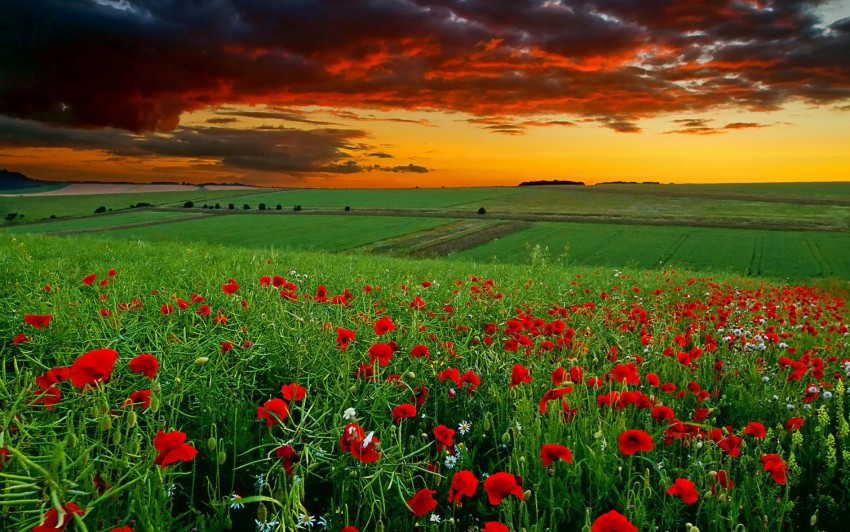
<box><xmin>646</xmin><ymin>372</ymin><xmax>660</xmax><ymax>387</ymax></box>
<box><xmin>222</xmin><ymin>280</ymin><xmax>239</xmax><ymax>295</ymax></box>
<box><xmin>410</xmin><ymin>344</ymin><xmax>429</xmax><ymax>358</ymax></box>
<box><xmin>761</xmin><ymin>454</ymin><xmax>788</xmax><ymax>485</ymax></box>
<box><xmin>153</xmin><ymin>430</ymin><xmax>198</xmax><ymax>469</ymax></box>
<box><xmin>460</xmin><ymin>370</ymin><xmax>480</xmax><ymax>394</ymax></box>
<box><xmin>374</xmin><ymin>316</ymin><xmax>396</xmax><ymax>335</ymax></box>
<box><xmin>392</xmin><ymin>404</ymin><xmax>417</xmax><ymax>424</ymax></box>
<box><xmin>221</xmin><ymin>341</ymin><xmax>233</xmax><ymax>353</ymax></box>
<box><xmin>24</xmin><ymin>314</ymin><xmax>53</xmax><ymax>329</ymax></box>
<box><xmin>30</xmin><ymin>386</ymin><xmax>61</xmax><ymax>410</ymax></box>
<box><xmin>541</xmin><ymin>444</ymin><xmax>572</xmax><ymax>467</ymax></box>
<box><xmin>438</xmin><ymin>368</ymin><xmax>461</xmax><ymax>386</ymax></box>
<box><xmin>510</xmin><ymin>363</ymin><xmax>531</xmax><ymax>388</ymax></box>
<box><xmin>744</xmin><ymin>421</ymin><xmax>766</xmax><ymax>438</ymax></box>
<box><xmin>482</xmin><ymin>523</ymin><xmax>510</xmax><ymax>532</ymax></box>
<box><xmin>176</xmin><ymin>298</ymin><xmax>190</xmax><ymax>310</ymax></box>
<box><xmin>110</xmin><ymin>528</ymin><xmax>134</xmax><ymax>532</ymax></box>
<box><xmin>617</xmin><ymin>429</ymin><xmax>654</xmax><ymax>456</ymax></box>
<box><xmin>82</xmin><ymin>273</ymin><xmax>96</xmax><ymax>285</ymax></box>
<box><xmin>785</xmin><ymin>417</ymin><xmax>804</xmax><ymax>432</ymax></box>
<box><xmin>718</xmin><ymin>435</ymin><xmax>743</xmax><ymax>458</ymax></box>
<box><xmin>348</xmin><ymin>431</ymin><xmax>380</xmax><ymax>464</ymax></box>
<box><xmin>591</xmin><ymin>510</ymin><xmax>638</xmax><ymax>532</ymax></box>
<box><xmin>281</xmin><ymin>383</ymin><xmax>307</xmax><ymax>402</ymax></box>
<box><xmin>160</xmin><ymin>304</ymin><xmax>174</xmax><ymax>314</ymax></box>
<box><xmin>122</xmin><ymin>390</ymin><xmax>152</xmax><ymax>409</ymax></box>
<box><xmin>259</xmin><ymin>275</ymin><xmax>272</xmax><ymax>286</ymax></box>
<box><xmin>652</xmin><ymin>405</ymin><xmax>675</xmax><ymax>422</ymax></box>
<box><xmin>339</xmin><ymin>528</ymin><xmax>360</xmax><ymax>532</ymax></box>
<box><xmin>34</xmin><ymin>367</ymin><xmax>70</xmax><ymax>390</ymax></box>
<box><xmin>69</xmin><ymin>348</ymin><xmax>118</xmax><ymax>388</ymax></box>
<box><xmin>32</xmin><ymin>502</ymin><xmax>85</xmax><ymax>532</ymax></box>
<box><xmin>666</xmin><ymin>478</ymin><xmax>699</xmax><ymax>504</ymax></box>
<box><xmin>195</xmin><ymin>304</ymin><xmax>211</xmax><ymax>316</ymax></box>
<box><xmin>128</xmin><ymin>353</ymin><xmax>159</xmax><ymax>379</ymax></box>
<box><xmin>274</xmin><ymin>444</ymin><xmax>297</xmax><ymax>475</ymax></box>
<box><xmin>407</xmin><ymin>488</ymin><xmax>437</xmax><ymax>516</ymax></box>
<box><xmin>368</xmin><ymin>343</ymin><xmax>394</xmax><ymax>367</ymax></box>
<box><xmin>434</xmin><ymin>424</ymin><xmax>455</xmax><ymax>451</ymax></box>
<box><xmin>0</xmin><ymin>447</ymin><xmax>9</xmax><ymax>470</ymax></box>
<box><xmin>336</xmin><ymin>328</ymin><xmax>356</xmax><ymax>351</ymax></box>
<box><xmin>448</xmin><ymin>470</ymin><xmax>478</xmax><ymax>505</ymax></box>
<box><xmin>13</xmin><ymin>332</ymin><xmax>29</xmax><ymax>345</ymax></box>
<box><xmin>483</xmin><ymin>472</ymin><xmax>524</xmax><ymax>505</ymax></box>
<box><xmin>539</xmin><ymin>386</ymin><xmax>573</xmax><ymax>414</ymax></box>
<box><xmin>410</xmin><ymin>295</ymin><xmax>425</xmax><ymax>309</ymax></box>
<box><xmin>257</xmin><ymin>398</ymin><xmax>289</xmax><ymax>428</ymax></box>
<box><xmin>412</xmin><ymin>385</ymin><xmax>428</xmax><ymax>406</ymax></box>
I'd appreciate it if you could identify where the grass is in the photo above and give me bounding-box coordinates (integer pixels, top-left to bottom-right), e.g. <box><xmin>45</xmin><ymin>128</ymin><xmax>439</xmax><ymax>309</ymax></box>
<box><xmin>0</xmin><ymin>183</ymin><xmax>66</xmax><ymax>195</ymax></box>
<box><xmin>1</xmin><ymin>233</ymin><xmax>848</xmax><ymax>531</ymax></box>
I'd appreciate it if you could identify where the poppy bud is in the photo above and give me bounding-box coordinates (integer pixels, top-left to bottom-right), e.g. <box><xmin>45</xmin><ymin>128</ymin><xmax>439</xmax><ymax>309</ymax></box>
<box><xmin>523</xmin><ymin>489</ymin><xmax>532</xmax><ymax>500</ymax></box>
<box><xmin>708</xmin><ymin>471</ymin><xmax>717</xmax><ymax>479</ymax></box>
<box><xmin>256</xmin><ymin>502</ymin><xmax>268</xmax><ymax>524</ymax></box>
<box><xmin>501</xmin><ymin>432</ymin><xmax>511</xmax><ymax>444</ymax></box>
<box><xmin>149</xmin><ymin>396</ymin><xmax>160</xmax><ymax>413</ymax></box>
<box><xmin>112</xmin><ymin>430</ymin><xmax>121</xmax><ymax>446</ymax></box>
<box><xmin>66</xmin><ymin>433</ymin><xmax>78</xmax><ymax>448</ymax></box>
<box><xmin>407</xmin><ymin>372</ymin><xmax>416</xmax><ymax>379</ymax></box>
<box><xmin>127</xmin><ymin>410</ymin><xmax>137</xmax><ymax>428</ymax></box>
<box><xmin>375</xmin><ymin>520</ymin><xmax>384</xmax><ymax>532</ymax></box>
<box><xmin>217</xmin><ymin>451</ymin><xmax>227</xmax><ymax>465</ymax></box>
<box><xmin>194</xmin><ymin>357</ymin><xmax>209</xmax><ymax>366</ymax></box>
<box><xmin>811</xmin><ymin>514</ymin><xmax>818</xmax><ymax>526</ymax></box>
<box><xmin>519</xmin><ymin>455</ymin><xmax>525</xmax><ymax>462</ymax></box>
<box><xmin>547</xmin><ymin>468</ymin><xmax>555</xmax><ymax>477</ymax></box>
<box><xmin>152</xmin><ymin>382</ymin><xmax>161</xmax><ymax>393</ymax></box>
<box><xmin>99</xmin><ymin>415</ymin><xmax>112</xmax><ymax>431</ymax></box>
<box><xmin>207</xmin><ymin>437</ymin><xmax>217</xmax><ymax>451</ymax></box>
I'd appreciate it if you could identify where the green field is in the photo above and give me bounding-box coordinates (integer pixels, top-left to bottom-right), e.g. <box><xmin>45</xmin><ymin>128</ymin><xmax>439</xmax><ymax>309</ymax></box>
<box><xmin>0</xmin><ymin>190</ymin><xmax>249</xmax><ymax>223</ymax></box>
<box><xmin>97</xmin><ymin>213</ymin><xmax>457</xmax><ymax>252</ymax></box>
<box><xmin>0</xmin><ymin>183</ymin><xmax>66</xmax><ymax>195</ymax></box>
<box><xmin>452</xmin><ymin>222</ymin><xmax>850</xmax><ymax>281</ymax></box>
<box><xmin>3</xmin><ymin>210</ymin><xmax>205</xmax><ymax>234</ymax></box>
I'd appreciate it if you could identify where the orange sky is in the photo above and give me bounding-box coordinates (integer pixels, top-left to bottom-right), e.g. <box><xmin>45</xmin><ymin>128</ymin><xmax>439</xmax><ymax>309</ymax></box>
<box><xmin>1</xmin><ymin>0</ymin><xmax>849</xmax><ymax>187</ymax></box>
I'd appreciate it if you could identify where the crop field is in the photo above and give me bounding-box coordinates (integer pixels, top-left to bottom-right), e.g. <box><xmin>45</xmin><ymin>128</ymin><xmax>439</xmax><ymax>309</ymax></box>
<box><xmin>99</xmin><ymin>214</ymin><xmax>458</xmax><ymax>253</ymax></box>
<box><xmin>1</xmin><ymin>233</ymin><xmax>848</xmax><ymax>532</ymax></box>
<box><xmin>0</xmin><ymin>190</ymin><xmax>248</xmax><ymax>223</ymax></box>
<box><xmin>3</xmin><ymin>211</ymin><xmax>205</xmax><ymax>234</ymax></box>
<box><xmin>452</xmin><ymin>222</ymin><xmax>850</xmax><ymax>282</ymax></box>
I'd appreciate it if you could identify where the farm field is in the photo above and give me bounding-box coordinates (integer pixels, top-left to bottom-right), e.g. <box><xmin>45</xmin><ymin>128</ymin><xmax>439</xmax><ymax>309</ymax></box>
<box><xmin>453</xmin><ymin>222</ymin><xmax>850</xmax><ymax>282</ymax></box>
<box><xmin>98</xmin><ymin>214</ymin><xmax>458</xmax><ymax>253</ymax></box>
<box><xmin>0</xmin><ymin>189</ymin><xmax>252</xmax><ymax>222</ymax></box>
<box><xmin>1</xmin><ymin>233</ymin><xmax>848</xmax><ymax>532</ymax></box>
<box><xmin>3</xmin><ymin>210</ymin><xmax>206</xmax><ymax>234</ymax></box>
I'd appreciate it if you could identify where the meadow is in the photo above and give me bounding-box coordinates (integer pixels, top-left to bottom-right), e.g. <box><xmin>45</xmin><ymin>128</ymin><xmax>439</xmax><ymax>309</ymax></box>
<box><xmin>1</xmin><ymin>233</ymin><xmax>848</xmax><ymax>532</ymax></box>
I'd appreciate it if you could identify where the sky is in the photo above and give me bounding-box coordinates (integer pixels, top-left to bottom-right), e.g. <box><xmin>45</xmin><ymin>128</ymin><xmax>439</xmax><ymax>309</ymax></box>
<box><xmin>1</xmin><ymin>0</ymin><xmax>849</xmax><ymax>188</ymax></box>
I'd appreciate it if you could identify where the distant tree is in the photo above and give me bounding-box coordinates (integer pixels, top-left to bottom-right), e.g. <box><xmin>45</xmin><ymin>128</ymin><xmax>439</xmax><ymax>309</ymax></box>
<box><xmin>258</xmin><ymin>203</ymin><xmax>266</xmax><ymax>210</ymax></box>
<box><xmin>94</xmin><ymin>206</ymin><xmax>106</xmax><ymax>214</ymax></box>
<box><xmin>215</xmin><ymin>203</ymin><xmax>221</xmax><ymax>209</ymax></box>
<box><xmin>276</xmin><ymin>204</ymin><xmax>282</xmax><ymax>210</ymax></box>
<box><xmin>49</xmin><ymin>214</ymin><xmax>56</xmax><ymax>219</ymax></box>
<box><xmin>243</xmin><ymin>204</ymin><xmax>251</xmax><ymax>210</ymax></box>
<box><xmin>344</xmin><ymin>206</ymin><xmax>351</xmax><ymax>212</ymax></box>
<box><xmin>478</xmin><ymin>207</ymin><xmax>487</xmax><ymax>215</ymax></box>
<box><xmin>228</xmin><ymin>203</ymin><xmax>235</xmax><ymax>210</ymax></box>
<box><xmin>202</xmin><ymin>204</ymin><xmax>209</xmax><ymax>209</ymax></box>
<box><xmin>4</xmin><ymin>212</ymin><xmax>17</xmax><ymax>221</ymax></box>
<box><xmin>183</xmin><ymin>201</ymin><xmax>194</xmax><ymax>208</ymax></box>
<box><xmin>294</xmin><ymin>205</ymin><xmax>302</xmax><ymax>211</ymax></box>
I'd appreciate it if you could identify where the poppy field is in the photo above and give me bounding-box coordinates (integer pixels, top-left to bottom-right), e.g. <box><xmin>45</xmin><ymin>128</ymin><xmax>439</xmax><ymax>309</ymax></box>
<box><xmin>2</xmin><ymin>233</ymin><xmax>850</xmax><ymax>531</ymax></box>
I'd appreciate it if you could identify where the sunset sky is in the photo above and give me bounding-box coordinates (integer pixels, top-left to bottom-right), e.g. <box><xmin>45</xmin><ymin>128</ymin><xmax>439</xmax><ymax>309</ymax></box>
<box><xmin>1</xmin><ymin>0</ymin><xmax>849</xmax><ymax>187</ymax></box>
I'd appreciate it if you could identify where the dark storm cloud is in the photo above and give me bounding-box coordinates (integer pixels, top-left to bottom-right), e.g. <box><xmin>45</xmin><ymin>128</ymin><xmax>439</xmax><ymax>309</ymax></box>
<box><xmin>0</xmin><ymin>115</ymin><xmax>371</xmax><ymax>174</ymax></box>
<box><xmin>1</xmin><ymin>0</ymin><xmax>849</xmax><ymax>134</ymax></box>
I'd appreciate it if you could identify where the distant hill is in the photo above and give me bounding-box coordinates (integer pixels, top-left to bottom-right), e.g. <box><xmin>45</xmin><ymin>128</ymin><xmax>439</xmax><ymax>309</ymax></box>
<box><xmin>518</xmin><ymin>179</ymin><xmax>585</xmax><ymax>187</ymax></box>
<box><xmin>0</xmin><ymin>169</ymin><xmax>50</xmax><ymax>190</ymax></box>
